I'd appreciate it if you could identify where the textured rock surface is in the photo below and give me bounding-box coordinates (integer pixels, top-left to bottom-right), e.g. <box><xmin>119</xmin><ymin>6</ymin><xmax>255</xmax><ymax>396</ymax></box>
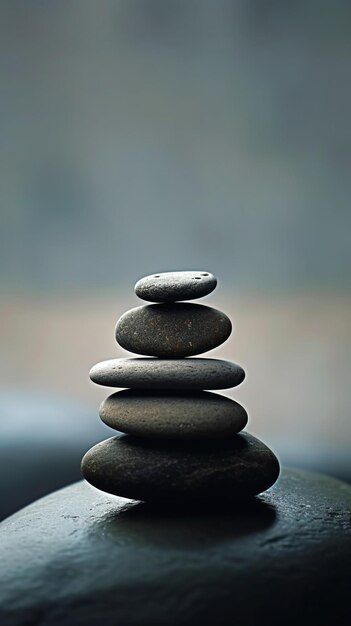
<box><xmin>100</xmin><ymin>389</ymin><xmax>248</xmax><ymax>438</ymax></box>
<box><xmin>1</xmin><ymin>469</ymin><xmax>351</xmax><ymax>626</ymax></box>
<box><xmin>90</xmin><ymin>357</ymin><xmax>245</xmax><ymax>390</ymax></box>
<box><xmin>115</xmin><ymin>303</ymin><xmax>232</xmax><ymax>357</ymax></box>
<box><xmin>81</xmin><ymin>432</ymin><xmax>279</xmax><ymax>501</ymax></box>
<box><xmin>135</xmin><ymin>270</ymin><xmax>217</xmax><ymax>302</ymax></box>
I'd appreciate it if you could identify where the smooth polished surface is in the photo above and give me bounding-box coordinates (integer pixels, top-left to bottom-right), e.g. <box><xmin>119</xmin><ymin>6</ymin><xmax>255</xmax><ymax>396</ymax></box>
<box><xmin>135</xmin><ymin>270</ymin><xmax>217</xmax><ymax>302</ymax></box>
<box><xmin>99</xmin><ymin>390</ymin><xmax>248</xmax><ymax>438</ymax></box>
<box><xmin>115</xmin><ymin>303</ymin><xmax>232</xmax><ymax>357</ymax></box>
<box><xmin>81</xmin><ymin>432</ymin><xmax>279</xmax><ymax>501</ymax></box>
<box><xmin>89</xmin><ymin>357</ymin><xmax>245</xmax><ymax>390</ymax></box>
<box><xmin>1</xmin><ymin>469</ymin><xmax>351</xmax><ymax>626</ymax></box>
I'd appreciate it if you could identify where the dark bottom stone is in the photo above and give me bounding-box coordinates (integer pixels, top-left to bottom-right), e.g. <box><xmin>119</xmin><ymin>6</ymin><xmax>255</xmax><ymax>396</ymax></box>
<box><xmin>81</xmin><ymin>432</ymin><xmax>280</xmax><ymax>501</ymax></box>
<box><xmin>0</xmin><ymin>469</ymin><xmax>351</xmax><ymax>626</ymax></box>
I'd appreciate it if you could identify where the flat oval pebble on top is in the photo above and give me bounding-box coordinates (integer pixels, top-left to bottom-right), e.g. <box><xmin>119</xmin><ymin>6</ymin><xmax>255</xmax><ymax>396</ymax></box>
<box><xmin>135</xmin><ymin>271</ymin><xmax>217</xmax><ymax>302</ymax></box>
<box><xmin>99</xmin><ymin>390</ymin><xmax>248</xmax><ymax>439</ymax></box>
<box><xmin>89</xmin><ymin>358</ymin><xmax>245</xmax><ymax>390</ymax></box>
<box><xmin>81</xmin><ymin>432</ymin><xmax>280</xmax><ymax>502</ymax></box>
<box><xmin>116</xmin><ymin>303</ymin><xmax>232</xmax><ymax>358</ymax></box>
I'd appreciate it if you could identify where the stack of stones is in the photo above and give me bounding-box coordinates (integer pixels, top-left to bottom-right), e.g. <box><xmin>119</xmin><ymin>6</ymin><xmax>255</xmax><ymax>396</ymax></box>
<box><xmin>82</xmin><ymin>271</ymin><xmax>280</xmax><ymax>503</ymax></box>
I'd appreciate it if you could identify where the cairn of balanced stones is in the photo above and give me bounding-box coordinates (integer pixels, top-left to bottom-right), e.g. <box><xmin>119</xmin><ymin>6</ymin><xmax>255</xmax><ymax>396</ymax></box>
<box><xmin>82</xmin><ymin>271</ymin><xmax>280</xmax><ymax>503</ymax></box>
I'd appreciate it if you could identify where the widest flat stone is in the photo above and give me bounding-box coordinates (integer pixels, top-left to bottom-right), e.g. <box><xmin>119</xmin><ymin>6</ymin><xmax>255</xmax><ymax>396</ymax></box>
<box><xmin>81</xmin><ymin>432</ymin><xmax>280</xmax><ymax>501</ymax></box>
<box><xmin>100</xmin><ymin>390</ymin><xmax>248</xmax><ymax>438</ymax></box>
<box><xmin>1</xmin><ymin>470</ymin><xmax>351</xmax><ymax>626</ymax></box>
<box><xmin>115</xmin><ymin>303</ymin><xmax>232</xmax><ymax>357</ymax></box>
<box><xmin>90</xmin><ymin>358</ymin><xmax>245</xmax><ymax>390</ymax></box>
<box><xmin>135</xmin><ymin>270</ymin><xmax>217</xmax><ymax>302</ymax></box>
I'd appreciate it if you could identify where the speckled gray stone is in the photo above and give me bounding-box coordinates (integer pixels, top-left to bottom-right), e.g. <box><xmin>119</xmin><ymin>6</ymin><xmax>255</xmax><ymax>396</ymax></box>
<box><xmin>135</xmin><ymin>270</ymin><xmax>217</xmax><ymax>302</ymax></box>
<box><xmin>1</xmin><ymin>469</ymin><xmax>351</xmax><ymax>626</ymax></box>
<box><xmin>89</xmin><ymin>357</ymin><xmax>245</xmax><ymax>390</ymax></box>
<box><xmin>115</xmin><ymin>303</ymin><xmax>232</xmax><ymax>357</ymax></box>
<box><xmin>99</xmin><ymin>390</ymin><xmax>248</xmax><ymax>438</ymax></box>
<box><xmin>81</xmin><ymin>432</ymin><xmax>279</xmax><ymax>501</ymax></box>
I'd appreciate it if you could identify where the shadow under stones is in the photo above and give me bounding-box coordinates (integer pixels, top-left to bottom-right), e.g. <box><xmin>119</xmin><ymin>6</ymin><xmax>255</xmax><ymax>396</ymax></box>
<box><xmin>100</xmin><ymin>496</ymin><xmax>277</xmax><ymax>550</ymax></box>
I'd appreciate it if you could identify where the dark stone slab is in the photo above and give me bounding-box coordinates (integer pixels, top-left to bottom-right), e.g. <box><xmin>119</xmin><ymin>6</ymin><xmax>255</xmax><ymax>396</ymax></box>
<box><xmin>115</xmin><ymin>303</ymin><xmax>232</xmax><ymax>357</ymax></box>
<box><xmin>90</xmin><ymin>357</ymin><xmax>245</xmax><ymax>390</ymax></box>
<box><xmin>135</xmin><ymin>270</ymin><xmax>217</xmax><ymax>302</ymax></box>
<box><xmin>81</xmin><ymin>432</ymin><xmax>280</xmax><ymax>501</ymax></box>
<box><xmin>1</xmin><ymin>469</ymin><xmax>351</xmax><ymax>626</ymax></box>
<box><xmin>99</xmin><ymin>389</ymin><xmax>248</xmax><ymax>438</ymax></box>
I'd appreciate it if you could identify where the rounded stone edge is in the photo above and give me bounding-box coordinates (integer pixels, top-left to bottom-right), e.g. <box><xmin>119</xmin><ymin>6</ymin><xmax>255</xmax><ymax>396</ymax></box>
<box><xmin>80</xmin><ymin>432</ymin><xmax>281</xmax><ymax>502</ymax></box>
<box><xmin>98</xmin><ymin>391</ymin><xmax>249</xmax><ymax>439</ymax></box>
<box><xmin>89</xmin><ymin>358</ymin><xmax>246</xmax><ymax>390</ymax></box>
<box><xmin>134</xmin><ymin>271</ymin><xmax>218</xmax><ymax>303</ymax></box>
<box><xmin>114</xmin><ymin>303</ymin><xmax>232</xmax><ymax>358</ymax></box>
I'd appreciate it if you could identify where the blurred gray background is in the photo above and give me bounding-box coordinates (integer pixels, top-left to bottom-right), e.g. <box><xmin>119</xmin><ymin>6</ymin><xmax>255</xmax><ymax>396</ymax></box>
<box><xmin>0</xmin><ymin>0</ymin><xmax>350</xmax><ymax>519</ymax></box>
